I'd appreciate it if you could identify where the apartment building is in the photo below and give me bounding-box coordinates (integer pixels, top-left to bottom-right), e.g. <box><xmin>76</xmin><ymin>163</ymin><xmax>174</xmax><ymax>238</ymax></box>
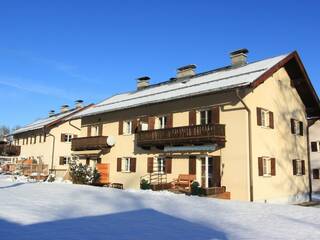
<box><xmin>309</xmin><ymin>119</ymin><xmax>320</xmax><ymax>192</ymax></box>
<box><xmin>71</xmin><ymin>49</ymin><xmax>319</xmax><ymax>203</ymax></box>
<box><xmin>12</xmin><ymin>101</ymin><xmax>92</xmax><ymax>178</ymax></box>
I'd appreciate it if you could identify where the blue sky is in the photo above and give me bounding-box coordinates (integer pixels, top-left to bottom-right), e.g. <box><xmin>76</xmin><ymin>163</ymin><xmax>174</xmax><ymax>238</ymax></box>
<box><xmin>0</xmin><ymin>0</ymin><xmax>319</xmax><ymax>128</ymax></box>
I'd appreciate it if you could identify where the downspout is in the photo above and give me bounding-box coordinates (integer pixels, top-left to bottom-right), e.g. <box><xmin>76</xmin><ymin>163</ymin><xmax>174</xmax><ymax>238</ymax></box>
<box><xmin>68</xmin><ymin>119</ymin><xmax>81</xmax><ymax>131</ymax></box>
<box><xmin>306</xmin><ymin>123</ymin><xmax>312</xmax><ymax>201</ymax></box>
<box><xmin>236</xmin><ymin>88</ymin><xmax>254</xmax><ymax>202</ymax></box>
<box><xmin>47</xmin><ymin>130</ymin><xmax>56</xmax><ymax>174</ymax></box>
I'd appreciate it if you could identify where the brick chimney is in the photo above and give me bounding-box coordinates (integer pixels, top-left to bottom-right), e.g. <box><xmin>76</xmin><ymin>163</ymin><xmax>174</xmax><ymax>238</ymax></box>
<box><xmin>230</xmin><ymin>48</ymin><xmax>249</xmax><ymax>67</ymax></box>
<box><xmin>177</xmin><ymin>64</ymin><xmax>196</xmax><ymax>78</ymax></box>
<box><xmin>137</xmin><ymin>76</ymin><xmax>150</xmax><ymax>90</ymax></box>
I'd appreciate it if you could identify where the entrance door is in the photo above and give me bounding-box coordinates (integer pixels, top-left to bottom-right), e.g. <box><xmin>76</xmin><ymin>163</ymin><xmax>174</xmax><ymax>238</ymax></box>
<box><xmin>200</xmin><ymin>156</ymin><xmax>220</xmax><ymax>188</ymax></box>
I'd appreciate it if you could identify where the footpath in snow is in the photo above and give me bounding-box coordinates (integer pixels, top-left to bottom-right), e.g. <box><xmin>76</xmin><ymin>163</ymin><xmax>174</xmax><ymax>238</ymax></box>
<box><xmin>0</xmin><ymin>175</ymin><xmax>320</xmax><ymax>240</ymax></box>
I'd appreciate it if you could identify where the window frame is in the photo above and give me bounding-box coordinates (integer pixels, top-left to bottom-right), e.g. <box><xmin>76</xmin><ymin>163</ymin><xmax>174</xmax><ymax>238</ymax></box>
<box><xmin>157</xmin><ymin>157</ymin><xmax>166</xmax><ymax>173</ymax></box>
<box><xmin>312</xmin><ymin>141</ymin><xmax>320</xmax><ymax>152</ymax></box>
<box><xmin>296</xmin><ymin>160</ymin><xmax>303</xmax><ymax>176</ymax></box>
<box><xmin>60</xmin><ymin>156</ymin><xmax>72</xmax><ymax>165</ymax></box>
<box><xmin>157</xmin><ymin>116</ymin><xmax>167</xmax><ymax>129</ymax></box>
<box><xmin>121</xmin><ymin>157</ymin><xmax>131</xmax><ymax>172</ymax></box>
<box><xmin>64</xmin><ymin>134</ymin><xmax>73</xmax><ymax>143</ymax></box>
<box><xmin>123</xmin><ymin>120</ymin><xmax>133</xmax><ymax>135</ymax></box>
<box><xmin>262</xmin><ymin>157</ymin><xmax>272</xmax><ymax>177</ymax></box>
<box><xmin>198</xmin><ymin>109</ymin><xmax>212</xmax><ymax>125</ymax></box>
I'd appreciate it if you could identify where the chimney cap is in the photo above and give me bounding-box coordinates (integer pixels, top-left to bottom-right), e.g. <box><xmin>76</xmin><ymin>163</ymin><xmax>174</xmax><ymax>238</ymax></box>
<box><xmin>75</xmin><ymin>100</ymin><xmax>83</xmax><ymax>103</ymax></box>
<box><xmin>230</xmin><ymin>48</ymin><xmax>249</xmax><ymax>56</ymax></box>
<box><xmin>177</xmin><ymin>64</ymin><xmax>197</xmax><ymax>72</ymax></box>
<box><xmin>137</xmin><ymin>76</ymin><xmax>150</xmax><ymax>81</ymax></box>
<box><xmin>61</xmin><ymin>104</ymin><xmax>69</xmax><ymax>108</ymax></box>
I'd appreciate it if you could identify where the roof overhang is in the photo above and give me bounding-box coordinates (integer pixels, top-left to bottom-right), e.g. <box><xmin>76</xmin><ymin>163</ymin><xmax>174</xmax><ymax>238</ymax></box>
<box><xmin>251</xmin><ymin>51</ymin><xmax>320</xmax><ymax>118</ymax></box>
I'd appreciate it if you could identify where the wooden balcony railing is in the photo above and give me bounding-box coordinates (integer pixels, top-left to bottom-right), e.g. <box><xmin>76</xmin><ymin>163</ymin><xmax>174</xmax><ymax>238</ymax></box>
<box><xmin>0</xmin><ymin>144</ymin><xmax>21</xmax><ymax>156</ymax></box>
<box><xmin>71</xmin><ymin>136</ymin><xmax>108</xmax><ymax>151</ymax></box>
<box><xmin>137</xmin><ymin>124</ymin><xmax>225</xmax><ymax>147</ymax></box>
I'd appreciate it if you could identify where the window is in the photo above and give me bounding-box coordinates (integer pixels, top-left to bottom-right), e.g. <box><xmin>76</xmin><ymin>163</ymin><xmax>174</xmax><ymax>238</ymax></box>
<box><xmin>59</xmin><ymin>156</ymin><xmax>72</xmax><ymax>165</ymax></box>
<box><xmin>92</xmin><ymin>125</ymin><xmax>99</xmax><ymax>136</ymax></box>
<box><xmin>313</xmin><ymin>169</ymin><xmax>320</xmax><ymax>179</ymax></box>
<box><xmin>199</xmin><ymin>110</ymin><xmax>212</xmax><ymax>125</ymax></box>
<box><xmin>124</xmin><ymin>121</ymin><xmax>133</xmax><ymax>135</ymax></box>
<box><xmin>262</xmin><ymin>157</ymin><xmax>272</xmax><ymax>176</ymax></box>
<box><xmin>261</xmin><ymin>110</ymin><xmax>270</xmax><ymax>127</ymax></box>
<box><xmin>117</xmin><ymin>157</ymin><xmax>136</xmax><ymax>172</ymax></box>
<box><xmin>311</xmin><ymin>141</ymin><xmax>320</xmax><ymax>152</ymax></box>
<box><xmin>293</xmin><ymin>159</ymin><xmax>305</xmax><ymax>176</ymax></box>
<box><xmin>158</xmin><ymin>116</ymin><xmax>167</xmax><ymax>129</ymax></box>
<box><xmin>291</xmin><ymin>119</ymin><xmax>303</xmax><ymax>136</ymax></box>
<box><xmin>157</xmin><ymin>157</ymin><xmax>166</xmax><ymax>173</ymax></box>
<box><xmin>64</xmin><ymin>134</ymin><xmax>73</xmax><ymax>142</ymax></box>
<box><xmin>296</xmin><ymin>160</ymin><xmax>303</xmax><ymax>175</ymax></box>
<box><xmin>140</xmin><ymin>121</ymin><xmax>148</xmax><ymax>131</ymax></box>
<box><xmin>122</xmin><ymin>157</ymin><xmax>131</xmax><ymax>172</ymax></box>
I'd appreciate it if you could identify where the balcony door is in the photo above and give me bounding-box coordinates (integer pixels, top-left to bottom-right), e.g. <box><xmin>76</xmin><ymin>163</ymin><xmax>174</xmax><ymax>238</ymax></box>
<box><xmin>200</xmin><ymin>156</ymin><xmax>220</xmax><ymax>188</ymax></box>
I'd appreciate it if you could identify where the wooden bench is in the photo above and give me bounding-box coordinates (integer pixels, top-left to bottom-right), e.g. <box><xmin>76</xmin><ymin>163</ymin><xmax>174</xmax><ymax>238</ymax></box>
<box><xmin>172</xmin><ymin>174</ymin><xmax>196</xmax><ymax>190</ymax></box>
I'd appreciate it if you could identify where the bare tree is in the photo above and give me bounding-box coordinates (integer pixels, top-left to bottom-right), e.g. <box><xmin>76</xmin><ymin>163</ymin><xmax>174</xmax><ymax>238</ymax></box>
<box><xmin>0</xmin><ymin>125</ymin><xmax>10</xmax><ymax>138</ymax></box>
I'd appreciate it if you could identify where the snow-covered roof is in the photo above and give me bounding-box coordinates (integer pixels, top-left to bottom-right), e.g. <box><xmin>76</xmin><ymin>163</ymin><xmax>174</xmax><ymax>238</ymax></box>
<box><xmin>13</xmin><ymin>108</ymin><xmax>85</xmax><ymax>135</ymax></box>
<box><xmin>75</xmin><ymin>54</ymin><xmax>289</xmax><ymax>118</ymax></box>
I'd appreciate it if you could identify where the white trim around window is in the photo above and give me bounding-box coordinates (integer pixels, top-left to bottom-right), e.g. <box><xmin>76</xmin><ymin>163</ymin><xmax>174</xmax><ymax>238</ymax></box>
<box><xmin>121</xmin><ymin>157</ymin><xmax>131</xmax><ymax>172</ymax></box>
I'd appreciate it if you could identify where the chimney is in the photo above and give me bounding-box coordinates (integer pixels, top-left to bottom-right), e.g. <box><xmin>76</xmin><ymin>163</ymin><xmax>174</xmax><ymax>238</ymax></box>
<box><xmin>48</xmin><ymin>110</ymin><xmax>55</xmax><ymax>117</ymax></box>
<box><xmin>177</xmin><ymin>64</ymin><xmax>196</xmax><ymax>78</ymax></box>
<box><xmin>230</xmin><ymin>48</ymin><xmax>249</xmax><ymax>67</ymax></box>
<box><xmin>75</xmin><ymin>100</ymin><xmax>83</xmax><ymax>109</ymax></box>
<box><xmin>137</xmin><ymin>76</ymin><xmax>150</xmax><ymax>90</ymax></box>
<box><xmin>60</xmin><ymin>105</ymin><xmax>69</xmax><ymax>113</ymax></box>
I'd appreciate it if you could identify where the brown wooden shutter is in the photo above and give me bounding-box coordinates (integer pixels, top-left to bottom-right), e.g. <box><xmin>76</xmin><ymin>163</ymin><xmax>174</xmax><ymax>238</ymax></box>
<box><xmin>147</xmin><ymin>157</ymin><xmax>154</xmax><ymax>173</ymax></box>
<box><xmin>257</xmin><ymin>108</ymin><xmax>262</xmax><ymax>126</ymax></box>
<box><xmin>301</xmin><ymin>160</ymin><xmax>305</xmax><ymax>175</ymax></box>
<box><xmin>189</xmin><ymin>110</ymin><xmax>197</xmax><ymax>126</ymax></box>
<box><xmin>299</xmin><ymin>121</ymin><xmax>303</xmax><ymax>136</ymax></box>
<box><xmin>291</xmin><ymin>119</ymin><xmax>295</xmax><ymax>134</ymax></box>
<box><xmin>132</xmin><ymin>119</ymin><xmax>138</xmax><ymax>134</ymax></box>
<box><xmin>311</xmin><ymin>142</ymin><xmax>318</xmax><ymax>152</ymax></box>
<box><xmin>212</xmin><ymin>106</ymin><xmax>220</xmax><ymax>124</ymax></box>
<box><xmin>292</xmin><ymin>160</ymin><xmax>297</xmax><ymax>175</ymax></box>
<box><xmin>212</xmin><ymin>156</ymin><xmax>221</xmax><ymax>187</ymax></box>
<box><xmin>313</xmin><ymin>169</ymin><xmax>320</xmax><ymax>179</ymax></box>
<box><xmin>258</xmin><ymin>157</ymin><xmax>263</xmax><ymax>176</ymax></box>
<box><xmin>269</xmin><ymin>112</ymin><xmax>274</xmax><ymax>129</ymax></box>
<box><xmin>73</xmin><ymin>135</ymin><xmax>78</xmax><ymax>139</ymax></box>
<box><xmin>87</xmin><ymin>126</ymin><xmax>91</xmax><ymax>137</ymax></box>
<box><xmin>165</xmin><ymin>157</ymin><xmax>172</xmax><ymax>174</ymax></box>
<box><xmin>148</xmin><ymin>117</ymin><xmax>155</xmax><ymax>130</ymax></box>
<box><xmin>59</xmin><ymin>157</ymin><xmax>65</xmax><ymax>165</ymax></box>
<box><xmin>130</xmin><ymin>158</ymin><xmax>136</xmax><ymax>172</ymax></box>
<box><xmin>98</xmin><ymin>124</ymin><xmax>103</xmax><ymax>136</ymax></box>
<box><xmin>61</xmin><ymin>134</ymin><xmax>65</xmax><ymax>142</ymax></box>
<box><xmin>189</xmin><ymin>156</ymin><xmax>196</xmax><ymax>175</ymax></box>
<box><xmin>118</xmin><ymin>121</ymin><xmax>123</xmax><ymax>135</ymax></box>
<box><xmin>166</xmin><ymin>114</ymin><xmax>173</xmax><ymax>128</ymax></box>
<box><xmin>271</xmin><ymin>158</ymin><xmax>276</xmax><ymax>176</ymax></box>
<box><xmin>117</xmin><ymin>158</ymin><xmax>122</xmax><ymax>172</ymax></box>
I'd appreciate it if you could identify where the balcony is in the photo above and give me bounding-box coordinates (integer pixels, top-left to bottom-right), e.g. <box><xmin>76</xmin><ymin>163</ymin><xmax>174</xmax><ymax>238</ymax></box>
<box><xmin>137</xmin><ymin>124</ymin><xmax>225</xmax><ymax>147</ymax></box>
<box><xmin>71</xmin><ymin>136</ymin><xmax>109</xmax><ymax>151</ymax></box>
<box><xmin>0</xmin><ymin>144</ymin><xmax>21</xmax><ymax>156</ymax></box>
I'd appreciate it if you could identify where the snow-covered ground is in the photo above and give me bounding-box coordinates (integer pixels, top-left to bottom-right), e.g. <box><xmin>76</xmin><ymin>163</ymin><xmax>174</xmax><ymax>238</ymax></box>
<box><xmin>0</xmin><ymin>175</ymin><xmax>320</xmax><ymax>240</ymax></box>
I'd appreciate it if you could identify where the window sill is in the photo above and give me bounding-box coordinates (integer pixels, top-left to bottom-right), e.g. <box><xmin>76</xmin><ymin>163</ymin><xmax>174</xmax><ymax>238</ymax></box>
<box><xmin>263</xmin><ymin>174</ymin><xmax>272</xmax><ymax>177</ymax></box>
<box><xmin>260</xmin><ymin>126</ymin><xmax>272</xmax><ymax>129</ymax></box>
<box><xmin>122</xmin><ymin>133</ymin><xmax>133</xmax><ymax>136</ymax></box>
<box><xmin>121</xmin><ymin>170</ymin><xmax>131</xmax><ymax>173</ymax></box>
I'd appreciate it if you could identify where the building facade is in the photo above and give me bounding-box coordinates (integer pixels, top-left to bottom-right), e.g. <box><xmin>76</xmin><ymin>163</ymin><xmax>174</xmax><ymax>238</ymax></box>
<box><xmin>309</xmin><ymin>120</ymin><xmax>320</xmax><ymax>192</ymax></box>
<box><xmin>12</xmin><ymin>102</ymin><xmax>92</xmax><ymax>178</ymax></box>
<box><xmin>71</xmin><ymin>50</ymin><xmax>320</xmax><ymax>203</ymax></box>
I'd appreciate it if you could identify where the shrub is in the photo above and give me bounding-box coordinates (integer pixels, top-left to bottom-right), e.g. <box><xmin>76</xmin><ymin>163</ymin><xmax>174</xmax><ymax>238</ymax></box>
<box><xmin>191</xmin><ymin>181</ymin><xmax>204</xmax><ymax>196</ymax></box>
<box><xmin>69</xmin><ymin>161</ymin><xmax>100</xmax><ymax>185</ymax></box>
<box><xmin>140</xmin><ymin>179</ymin><xmax>151</xmax><ymax>190</ymax></box>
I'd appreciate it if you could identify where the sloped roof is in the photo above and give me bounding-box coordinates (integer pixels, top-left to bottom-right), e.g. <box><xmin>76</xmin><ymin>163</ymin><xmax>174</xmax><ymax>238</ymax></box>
<box><xmin>13</xmin><ymin>106</ymin><xmax>92</xmax><ymax>135</ymax></box>
<box><xmin>75</xmin><ymin>54</ymin><xmax>289</xmax><ymax>118</ymax></box>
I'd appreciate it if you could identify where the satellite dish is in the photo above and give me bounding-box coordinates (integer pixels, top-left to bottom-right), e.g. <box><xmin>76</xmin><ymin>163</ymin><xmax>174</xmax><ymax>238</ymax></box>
<box><xmin>106</xmin><ymin>136</ymin><xmax>116</xmax><ymax>146</ymax></box>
